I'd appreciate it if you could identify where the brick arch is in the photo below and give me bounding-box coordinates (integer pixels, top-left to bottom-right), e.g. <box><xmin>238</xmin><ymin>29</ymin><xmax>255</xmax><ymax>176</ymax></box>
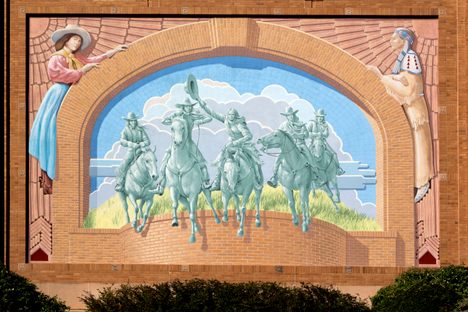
<box><xmin>55</xmin><ymin>18</ymin><xmax>415</xmax><ymax>266</ymax></box>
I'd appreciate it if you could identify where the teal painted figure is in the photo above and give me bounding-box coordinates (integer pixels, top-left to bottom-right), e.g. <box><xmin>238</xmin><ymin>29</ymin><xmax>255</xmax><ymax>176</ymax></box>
<box><xmin>156</xmin><ymin>97</ymin><xmax>213</xmax><ymax>193</ymax></box>
<box><xmin>161</xmin><ymin>115</ymin><xmax>221</xmax><ymax>243</ymax></box>
<box><xmin>115</xmin><ymin>112</ymin><xmax>151</xmax><ymax>192</ymax></box>
<box><xmin>190</xmin><ymin>83</ymin><xmax>263</xmax><ymax>191</ymax></box>
<box><xmin>221</xmin><ymin>149</ymin><xmax>263</xmax><ymax>236</ymax></box>
<box><xmin>267</xmin><ymin>107</ymin><xmax>315</xmax><ymax>188</ymax></box>
<box><xmin>258</xmin><ymin>130</ymin><xmax>313</xmax><ymax>232</ymax></box>
<box><xmin>157</xmin><ymin>77</ymin><xmax>221</xmax><ymax>243</ymax></box>
<box><xmin>115</xmin><ymin>112</ymin><xmax>160</xmax><ymax>233</ymax></box>
<box><xmin>308</xmin><ymin>109</ymin><xmax>344</xmax><ymax>204</ymax></box>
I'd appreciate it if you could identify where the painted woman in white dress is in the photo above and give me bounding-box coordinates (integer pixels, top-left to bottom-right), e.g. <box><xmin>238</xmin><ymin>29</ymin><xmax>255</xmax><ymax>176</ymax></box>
<box><xmin>368</xmin><ymin>28</ymin><xmax>434</xmax><ymax>202</ymax></box>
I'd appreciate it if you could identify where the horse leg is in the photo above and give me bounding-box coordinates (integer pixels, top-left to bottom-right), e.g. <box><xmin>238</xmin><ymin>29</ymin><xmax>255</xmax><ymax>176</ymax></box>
<box><xmin>300</xmin><ymin>187</ymin><xmax>310</xmax><ymax>232</ymax></box>
<box><xmin>170</xmin><ymin>188</ymin><xmax>179</xmax><ymax>227</ymax></box>
<box><xmin>324</xmin><ymin>183</ymin><xmax>340</xmax><ymax>212</ymax></box>
<box><xmin>331</xmin><ymin>177</ymin><xmax>341</xmax><ymax>203</ymax></box>
<box><xmin>118</xmin><ymin>192</ymin><xmax>130</xmax><ymax>224</ymax></box>
<box><xmin>283</xmin><ymin>186</ymin><xmax>298</xmax><ymax>226</ymax></box>
<box><xmin>188</xmin><ymin>195</ymin><xmax>198</xmax><ymax>243</ymax></box>
<box><xmin>234</xmin><ymin>195</ymin><xmax>241</xmax><ymax>223</ymax></box>
<box><xmin>203</xmin><ymin>189</ymin><xmax>220</xmax><ymax>224</ymax></box>
<box><xmin>221</xmin><ymin>192</ymin><xmax>231</xmax><ymax>223</ymax></box>
<box><xmin>237</xmin><ymin>194</ymin><xmax>248</xmax><ymax>237</ymax></box>
<box><xmin>254</xmin><ymin>186</ymin><xmax>262</xmax><ymax>227</ymax></box>
<box><xmin>127</xmin><ymin>193</ymin><xmax>139</xmax><ymax>230</ymax></box>
<box><xmin>136</xmin><ymin>197</ymin><xmax>153</xmax><ymax>233</ymax></box>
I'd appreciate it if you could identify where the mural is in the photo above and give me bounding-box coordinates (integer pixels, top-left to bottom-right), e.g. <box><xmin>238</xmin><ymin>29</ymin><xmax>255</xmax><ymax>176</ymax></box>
<box><xmin>28</xmin><ymin>17</ymin><xmax>438</xmax><ymax>266</ymax></box>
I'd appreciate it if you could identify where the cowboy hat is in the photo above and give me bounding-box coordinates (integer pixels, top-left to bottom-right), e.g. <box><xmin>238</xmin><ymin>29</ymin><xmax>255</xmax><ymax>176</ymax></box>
<box><xmin>315</xmin><ymin>108</ymin><xmax>326</xmax><ymax>117</ymax></box>
<box><xmin>280</xmin><ymin>107</ymin><xmax>299</xmax><ymax>116</ymax></box>
<box><xmin>122</xmin><ymin>112</ymin><xmax>140</xmax><ymax>121</ymax></box>
<box><xmin>176</xmin><ymin>97</ymin><xmax>197</xmax><ymax>108</ymax></box>
<box><xmin>51</xmin><ymin>25</ymin><xmax>92</xmax><ymax>50</ymax></box>
<box><xmin>185</xmin><ymin>74</ymin><xmax>200</xmax><ymax>100</ymax></box>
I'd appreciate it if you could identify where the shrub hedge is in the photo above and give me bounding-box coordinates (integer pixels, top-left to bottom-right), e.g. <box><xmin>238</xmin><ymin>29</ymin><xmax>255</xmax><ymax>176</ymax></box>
<box><xmin>0</xmin><ymin>264</ymin><xmax>69</xmax><ymax>312</ymax></box>
<box><xmin>80</xmin><ymin>279</ymin><xmax>371</xmax><ymax>312</ymax></box>
<box><xmin>371</xmin><ymin>265</ymin><xmax>468</xmax><ymax>312</ymax></box>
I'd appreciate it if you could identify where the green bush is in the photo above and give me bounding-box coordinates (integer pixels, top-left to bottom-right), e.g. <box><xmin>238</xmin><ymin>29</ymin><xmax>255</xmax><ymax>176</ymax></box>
<box><xmin>0</xmin><ymin>264</ymin><xmax>69</xmax><ymax>312</ymax></box>
<box><xmin>81</xmin><ymin>279</ymin><xmax>370</xmax><ymax>312</ymax></box>
<box><xmin>371</xmin><ymin>265</ymin><xmax>468</xmax><ymax>312</ymax></box>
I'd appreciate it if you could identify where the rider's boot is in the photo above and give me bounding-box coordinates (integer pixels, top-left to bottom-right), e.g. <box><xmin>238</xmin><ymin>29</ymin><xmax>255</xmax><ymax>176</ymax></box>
<box><xmin>210</xmin><ymin>171</ymin><xmax>222</xmax><ymax>191</ymax></box>
<box><xmin>267</xmin><ymin>174</ymin><xmax>278</xmax><ymax>188</ymax></box>
<box><xmin>201</xmin><ymin>165</ymin><xmax>211</xmax><ymax>189</ymax></box>
<box><xmin>115</xmin><ymin>175</ymin><xmax>125</xmax><ymax>192</ymax></box>
<box><xmin>154</xmin><ymin>175</ymin><xmax>165</xmax><ymax>195</ymax></box>
<box><xmin>253</xmin><ymin>164</ymin><xmax>263</xmax><ymax>189</ymax></box>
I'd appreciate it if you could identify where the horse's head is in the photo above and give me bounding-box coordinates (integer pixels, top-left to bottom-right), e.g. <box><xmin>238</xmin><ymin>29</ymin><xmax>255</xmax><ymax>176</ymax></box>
<box><xmin>141</xmin><ymin>147</ymin><xmax>158</xmax><ymax>181</ymax></box>
<box><xmin>257</xmin><ymin>130</ymin><xmax>285</xmax><ymax>150</ymax></box>
<box><xmin>171</xmin><ymin>118</ymin><xmax>188</xmax><ymax>147</ymax></box>
<box><xmin>223</xmin><ymin>155</ymin><xmax>240</xmax><ymax>193</ymax></box>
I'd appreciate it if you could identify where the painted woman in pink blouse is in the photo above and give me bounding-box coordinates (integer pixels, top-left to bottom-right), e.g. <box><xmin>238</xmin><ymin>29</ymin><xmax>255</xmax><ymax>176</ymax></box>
<box><xmin>29</xmin><ymin>24</ymin><xmax>127</xmax><ymax>194</ymax></box>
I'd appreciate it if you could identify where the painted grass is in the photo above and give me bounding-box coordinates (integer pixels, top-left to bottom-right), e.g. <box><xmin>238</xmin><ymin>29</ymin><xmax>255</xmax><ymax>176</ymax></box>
<box><xmin>84</xmin><ymin>186</ymin><xmax>380</xmax><ymax>231</ymax></box>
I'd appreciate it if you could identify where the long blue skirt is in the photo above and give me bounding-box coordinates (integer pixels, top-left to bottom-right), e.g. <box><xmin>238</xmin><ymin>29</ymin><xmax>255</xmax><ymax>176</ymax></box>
<box><xmin>29</xmin><ymin>83</ymin><xmax>70</xmax><ymax>180</ymax></box>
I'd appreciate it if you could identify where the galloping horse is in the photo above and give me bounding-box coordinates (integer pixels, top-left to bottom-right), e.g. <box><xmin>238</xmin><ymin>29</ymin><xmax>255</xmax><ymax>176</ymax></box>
<box><xmin>310</xmin><ymin>146</ymin><xmax>342</xmax><ymax>210</ymax></box>
<box><xmin>221</xmin><ymin>149</ymin><xmax>262</xmax><ymax>237</ymax></box>
<box><xmin>118</xmin><ymin>147</ymin><xmax>159</xmax><ymax>233</ymax></box>
<box><xmin>258</xmin><ymin>130</ymin><xmax>314</xmax><ymax>232</ymax></box>
<box><xmin>166</xmin><ymin>117</ymin><xmax>220</xmax><ymax>243</ymax></box>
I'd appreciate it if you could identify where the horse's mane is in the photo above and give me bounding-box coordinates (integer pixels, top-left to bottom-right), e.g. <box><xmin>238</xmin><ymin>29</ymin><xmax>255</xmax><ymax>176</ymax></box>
<box><xmin>277</xmin><ymin>129</ymin><xmax>296</xmax><ymax>148</ymax></box>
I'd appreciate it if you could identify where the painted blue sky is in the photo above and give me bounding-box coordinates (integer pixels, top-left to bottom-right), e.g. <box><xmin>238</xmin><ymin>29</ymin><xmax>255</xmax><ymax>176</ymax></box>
<box><xmin>90</xmin><ymin>56</ymin><xmax>376</xmax><ymax>207</ymax></box>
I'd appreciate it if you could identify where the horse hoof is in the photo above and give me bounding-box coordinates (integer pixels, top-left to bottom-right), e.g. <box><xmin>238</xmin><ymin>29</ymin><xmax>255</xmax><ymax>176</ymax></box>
<box><xmin>214</xmin><ymin>216</ymin><xmax>221</xmax><ymax>224</ymax></box>
<box><xmin>222</xmin><ymin>216</ymin><xmax>228</xmax><ymax>223</ymax></box>
<box><xmin>194</xmin><ymin>224</ymin><xmax>200</xmax><ymax>233</ymax></box>
<box><xmin>302</xmin><ymin>223</ymin><xmax>309</xmax><ymax>232</ymax></box>
<box><xmin>256</xmin><ymin>219</ymin><xmax>261</xmax><ymax>227</ymax></box>
<box><xmin>189</xmin><ymin>235</ymin><xmax>196</xmax><ymax>243</ymax></box>
<box><xmin>172</xmin><ymin>220</ymin><xmax>179</xmax><ymax>227</ymax></box>
<box><xmin>292</xmin><ymin>218</ymin><xmax>299</xmax><ymax>226</ymax></box>
<box><xmin>237</xmin><ymin>229</ymin><xmax>244</xmax><ymax>237</ymax></box>
<box><xmin>236</xmin><ymin>215</ymin><xmax>241</xmax><ymax>222</ymax></box>
<box><xmin>132</xmin><ymin>220</ymin><xmax>137</xmax><ymax>228</ymax></box>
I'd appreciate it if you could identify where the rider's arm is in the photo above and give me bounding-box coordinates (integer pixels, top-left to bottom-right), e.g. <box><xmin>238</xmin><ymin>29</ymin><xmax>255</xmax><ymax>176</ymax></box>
<box><xmin>297</xmin><ymin>123</ymin><xmax>309</xmax><ymax>140</ymax></box>
<box><xmin>322</xmin><ymin>124</ymin><xmax>330</xmax><ymax>139</ymax></box>
<box><xmin>140</xmin><ymin>127</ymin><xmax>151</xmax><ymax>147</ymax></box>
<box><xmin>232</xmin><ymin>122</ymin><xmax>253</xmax><ymax>146</ymax></box>
<box><xmin>120</xmin><ymin>130</ymin><xmax>137</xmax><ymax>148</ymax></box>
<box><xmin>193</xmin><ymin>110</ymin><xmax>213</xmax><ymax>125</ymax></box>
<box><xmin>162</xmin><ymin>112</ymin><xmax>178</xmax><ymax>125</ymax></box>
<box><xmin>308</xmin><ymin>121</ymin><xmax>318</xmax><ymax>138</ymax></box>
<box><xmin>198</xmin><ymin>99</ymin><xmax>224</xmax><ymax>122</ymax></box>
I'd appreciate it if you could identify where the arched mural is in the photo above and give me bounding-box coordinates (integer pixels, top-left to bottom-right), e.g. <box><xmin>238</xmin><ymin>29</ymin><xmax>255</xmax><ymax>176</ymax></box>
<box><xmin>28</xmin><ymin>17</ymin><xmax>439</xmax><ymax>267</ymax></box>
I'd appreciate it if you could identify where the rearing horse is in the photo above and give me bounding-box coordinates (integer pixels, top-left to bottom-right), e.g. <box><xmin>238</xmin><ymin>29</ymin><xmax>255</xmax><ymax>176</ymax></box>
<box><xmin>118</xmin><ymin>147</ymin><xmax>159</xmax><ymax>233</ymax></box>
<box><xmin>166</xmin><ymin>117</ymin><xmax>220</xmax><ymax>243</ymax></box>
<box><xmin>221</xmin><ymin>149</ymin><xmax>262</xmax><ymax>237</ymax></box>
<box><xmin>258</xmin><ymin>130</ymin><xmax>313</xmax><ymax>232</ymax></box>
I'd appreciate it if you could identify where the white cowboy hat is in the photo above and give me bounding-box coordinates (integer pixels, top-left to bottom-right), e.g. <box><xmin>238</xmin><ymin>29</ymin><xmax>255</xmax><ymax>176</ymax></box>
<box><xmin>175</xmin><ymin>97</ymin><xmax>197</xmax><ymax>108</ymax></box>
<box><xmin>51</xmin><ymin>25</ymin><xmax>92</xmax><ymax>50</ymax></box>
<box><xmin>315</xmin><ymin>108</ymin><xmax>326</xmax><ymax>117</ymax></box>
<box><xmin>122</xmin><ymin>112</ymin><xmax>140</xmax><ymax>121</ymax></box>
<box><xmin>280</xmin><ymin>107</ymin><xmax>299</xmax><ymax>116</ymax></box>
